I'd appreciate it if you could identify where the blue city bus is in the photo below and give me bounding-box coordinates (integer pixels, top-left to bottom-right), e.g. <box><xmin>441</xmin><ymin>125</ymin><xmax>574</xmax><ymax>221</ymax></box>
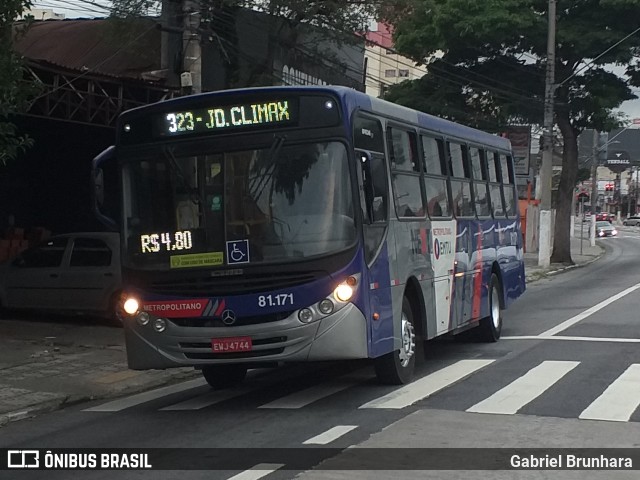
<box><xmin>93</xmin><ymin>86</ymin><xmax>526</xmax><ymax>387</ymax></box>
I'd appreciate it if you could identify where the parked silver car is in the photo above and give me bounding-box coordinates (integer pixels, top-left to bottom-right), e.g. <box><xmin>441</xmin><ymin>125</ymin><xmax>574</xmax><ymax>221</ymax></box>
<box><xmin>0</xmin><ymin>232</ymin><xmax>121</xmax><ymax>318</ymax></box>
<box><xmin>623</xmin><ymin>216</ymin><xmax>640</xmax><ymax>226</ymax></box>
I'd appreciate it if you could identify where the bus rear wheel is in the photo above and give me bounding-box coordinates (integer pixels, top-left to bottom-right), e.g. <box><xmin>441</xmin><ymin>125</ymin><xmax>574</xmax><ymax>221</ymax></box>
<box><xmin>201</xmin><ymin>364</ymin><xmax>247</xmax><ymax>389</ymax></box>
<box><xmin>477</xmin><ymin>274</ymin><xmax>502</xmax><ymax>342</ymax></box>
<box><xmin>374</xmin><ymin>297</ymin><xmax>416</xmax><ymax>385</ymax></box>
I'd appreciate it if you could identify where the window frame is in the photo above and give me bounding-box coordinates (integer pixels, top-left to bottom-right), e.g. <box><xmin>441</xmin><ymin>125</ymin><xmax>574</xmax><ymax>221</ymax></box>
<box><xmin>469</xmin><ymin>145</ymin><xmax>492</xmax><ymax>219</ymax></box>
<box><xmin>486</xmin><ymin>150</ymin><xmax>506</xmax><ymax>218</ymax></box>
<box><xmin>446</xmin><ymin>140</ymin><xmax>475</xmax><ymax>219</ymax></box>
<box><xmin>387</xmin><ymin>123</ymin><xmax>427</xmax><ymax>220</ymax></box>
<box><xmin>418</xmin><ymin>131</ymin><xmax>453</xmax><ymax>220</ymax></box>
<box><xmin>352</xmin><ymin>111</ymin><xmax>391</xmax><ymax>266</ymax></box>
<box><xmin>69</xmin><ymin>237</ymin><xmax>113</xmax><ymax>268</ymax></box>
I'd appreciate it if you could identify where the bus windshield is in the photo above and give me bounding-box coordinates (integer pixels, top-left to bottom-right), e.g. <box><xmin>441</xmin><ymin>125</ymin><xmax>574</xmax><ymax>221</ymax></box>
<box><xmin>122</xmin><ymin>140</ymin><xmax>356</xmax><ymax>269</ymax></box>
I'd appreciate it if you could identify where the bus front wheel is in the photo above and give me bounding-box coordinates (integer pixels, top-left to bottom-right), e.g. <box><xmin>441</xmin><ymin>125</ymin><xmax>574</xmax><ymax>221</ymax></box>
<box><xmin>374</xmin><ymin>297</ymin><xmax>416</xmax><ymax>385</ymax></box>
<box><xmin>201</xmin><ymin>364</ymin><xmax>247</xmax><ymax>389</ymax></box>
<box><xmin>477</xmin><ymin>274</ymin><xmax>503</xmax><ymax>342</ymax></box>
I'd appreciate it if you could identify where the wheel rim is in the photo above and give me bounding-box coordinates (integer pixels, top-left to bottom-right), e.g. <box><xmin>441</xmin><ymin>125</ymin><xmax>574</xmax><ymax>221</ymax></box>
<box><xmin>398</xmin><ymin>313</ymin><xmax>415</xmax><ymax>367</ymax></box>
<box><xmin>491</xmin><ymin>284</ymin><xmax>501</xmax><ymax>329</ymax></box>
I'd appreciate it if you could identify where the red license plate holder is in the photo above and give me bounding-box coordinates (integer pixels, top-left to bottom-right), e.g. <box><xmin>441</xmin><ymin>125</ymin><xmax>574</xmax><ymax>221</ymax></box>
<box><xmin>211</xmin><ymin>336</ymin><xmax>252</xmax><ymax>353</ymax></box>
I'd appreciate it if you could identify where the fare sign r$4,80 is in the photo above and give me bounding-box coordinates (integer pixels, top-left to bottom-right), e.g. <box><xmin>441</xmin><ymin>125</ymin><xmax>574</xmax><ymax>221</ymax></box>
<box><xmin>164</xmin><ymin>100</ymin><xmax>293</xmax><ymax>136</ymax></box>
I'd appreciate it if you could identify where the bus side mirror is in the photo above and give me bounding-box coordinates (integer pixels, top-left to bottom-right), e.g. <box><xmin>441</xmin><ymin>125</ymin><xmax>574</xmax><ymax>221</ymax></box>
<box><xmin>92</xmin><ymin>146</ymin><xmax>118</xmax><ymax>232</ymax></box>
<box><xmin>356</xmin><ymin>149</ymin><xmax>375</xmax><ymax>224</ymax></box>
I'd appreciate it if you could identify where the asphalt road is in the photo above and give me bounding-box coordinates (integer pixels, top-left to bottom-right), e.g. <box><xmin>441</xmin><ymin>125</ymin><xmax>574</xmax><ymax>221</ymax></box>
<box><xmin>2</xmin><ymin>230</ymin><xmax>640</xmax><ymax>480</ymax></box>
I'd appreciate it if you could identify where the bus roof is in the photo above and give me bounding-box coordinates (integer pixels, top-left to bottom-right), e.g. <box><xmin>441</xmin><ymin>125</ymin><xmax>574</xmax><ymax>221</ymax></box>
<box><xmin>122</xmin><ymin>85</ymin><xmax>512</xmax><ymax>151</ymax></box>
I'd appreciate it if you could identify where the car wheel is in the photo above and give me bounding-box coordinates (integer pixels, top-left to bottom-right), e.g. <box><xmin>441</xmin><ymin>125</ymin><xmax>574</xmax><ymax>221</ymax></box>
<box><xmin>477</xmin><ymin>274</ymin><xmax>503</xmax><ymax>342</ymax></box>
<box><xmin>202</xmin><ymin>364</ymin><xmax>247</xmax><ymax>389</ymax></box>
<box><xmin>374</xmin><ymin>297</ymin><xmax>416</xmax><ymax>385</ymax></box>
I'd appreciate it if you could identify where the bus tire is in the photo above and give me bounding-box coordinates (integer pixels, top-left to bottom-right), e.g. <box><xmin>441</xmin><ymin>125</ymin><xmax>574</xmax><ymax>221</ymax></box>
<box><xmin>374</xmin><ymin>297</ymin><xmax>416</xmax><ymax>385</ymax></box>
<box><xmin>202</xmin><ymin>364</ymin><xmax>247</xmax><ymax>389</ymax></box>
<box><xmin>478</xmin><ymin>274</ymin><xmax>502</xmax><ymax>342</ymax></box>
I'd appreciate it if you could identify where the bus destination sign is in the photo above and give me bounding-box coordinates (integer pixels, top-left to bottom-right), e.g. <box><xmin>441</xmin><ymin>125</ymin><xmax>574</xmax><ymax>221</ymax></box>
<box><xmin>156</xmin><ymin>99</ymin><xmax>296</xmax><ymax>137</ymax></box>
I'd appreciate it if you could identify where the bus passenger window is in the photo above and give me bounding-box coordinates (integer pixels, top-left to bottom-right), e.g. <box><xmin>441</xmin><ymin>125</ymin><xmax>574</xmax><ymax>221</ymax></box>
<box><xmin>423</xmin><ymin>176</ymin><xmax>450</xmax><ymax>217</ymax></box>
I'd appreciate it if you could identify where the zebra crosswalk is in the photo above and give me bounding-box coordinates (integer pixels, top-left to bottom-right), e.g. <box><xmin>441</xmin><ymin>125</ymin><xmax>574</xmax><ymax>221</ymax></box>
<box><xmin>83</xmin><ymin>359</ymin><xmax>640</xmax><ymax>423</ymax></box>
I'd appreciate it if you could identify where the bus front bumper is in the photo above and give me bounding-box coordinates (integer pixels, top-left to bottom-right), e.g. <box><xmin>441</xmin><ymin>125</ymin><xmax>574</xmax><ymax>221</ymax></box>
<box><xmin>123</xmin><ymin>303</ymin><xmax>369</xmax><ymax>370</ymax></box>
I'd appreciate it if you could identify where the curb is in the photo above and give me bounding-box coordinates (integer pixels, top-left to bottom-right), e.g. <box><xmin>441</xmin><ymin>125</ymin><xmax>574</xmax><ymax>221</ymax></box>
<box><xmin>525</xmin><ymin>244</ymin><xmax>605</xmax><ymax>284</ymax></box>
<box><xmin>0</xmin><ymin>395</ymin><xmax>70</xmax><ymax>427</ymax></box>
<box><xmin>0</xmin><ymin>370</ymin><xmax>201</xmax><ymax>427</ymax></box>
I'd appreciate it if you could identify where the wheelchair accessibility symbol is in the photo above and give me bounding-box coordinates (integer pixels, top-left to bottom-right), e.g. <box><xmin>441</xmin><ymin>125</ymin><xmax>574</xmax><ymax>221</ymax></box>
<box><xmin>226</xmin><ymin>239</ymin><xmax>250</xmax><ymax>264</ymax></box>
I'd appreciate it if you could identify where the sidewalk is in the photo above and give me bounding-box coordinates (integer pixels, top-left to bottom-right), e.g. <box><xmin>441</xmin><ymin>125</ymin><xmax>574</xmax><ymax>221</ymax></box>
<box><xmin>524</xmin><ymin>234</ymin><xmax>604</xmax><ymax>283</ymax></box>
<box><xmin>0</xmin><ymin>317</ymin><xmax>199</xmax><ymax>425</ymax></box>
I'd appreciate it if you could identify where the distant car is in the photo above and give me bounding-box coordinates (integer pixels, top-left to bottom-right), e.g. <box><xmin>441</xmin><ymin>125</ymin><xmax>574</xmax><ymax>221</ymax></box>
<box><xmin>623</xmin><ymin>216</ymin><xmax>640</xmax><ymax>226</ymax></box>
<box><xmin>595</xmin><ymin>212</ymin><xmax>614</xmax><ymax>222</ymax></box>
<box><xmin>596</xmin><ymin>221</ymin><xmax>617</xmax><ymax>237</ymax></box>
<box><xmin>0</xmin><ymin>232</ymin><xmax>122</xmax><ymax>318</ymax></box>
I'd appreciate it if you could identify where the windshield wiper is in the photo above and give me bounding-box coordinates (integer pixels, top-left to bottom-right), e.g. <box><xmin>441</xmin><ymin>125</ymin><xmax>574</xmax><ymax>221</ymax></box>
<box><xmin>162</xmin><ymin>147</ymin><xmax>204</xmax><ymax>207</ymax></box>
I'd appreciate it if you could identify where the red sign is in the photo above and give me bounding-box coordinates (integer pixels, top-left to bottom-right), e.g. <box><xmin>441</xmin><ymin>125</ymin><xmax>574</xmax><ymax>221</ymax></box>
<box><xmin>142</xmin><ymin>299</ymin><xmax>209</xmax><ymax>318</ymax></box>
<box><xmin>211</xmin><ymin>337</ymin><xmax>252</xmax><ymax>353</ymax></box>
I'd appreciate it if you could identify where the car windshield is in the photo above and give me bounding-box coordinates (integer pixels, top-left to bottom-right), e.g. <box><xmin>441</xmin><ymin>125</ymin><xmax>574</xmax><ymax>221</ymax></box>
<box><xmin>121</xmin><ymin>141</ymin><xmax>356</xmax><ymax>269</ymax></box>
<box><xmin>596</xmin><ymin>222</ymin><xmax>611</xmax><ymax>228</ymax></box>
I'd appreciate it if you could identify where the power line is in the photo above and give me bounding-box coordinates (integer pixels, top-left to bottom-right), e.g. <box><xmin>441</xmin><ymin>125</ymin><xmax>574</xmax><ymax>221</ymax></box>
<box><xmin>557</xmin><ymin>25</ymin><xmax>640</xmax><ymax>87</ymax></box>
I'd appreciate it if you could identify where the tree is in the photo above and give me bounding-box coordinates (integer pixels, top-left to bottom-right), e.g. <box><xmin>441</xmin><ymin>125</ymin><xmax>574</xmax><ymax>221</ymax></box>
<box><xmin>382</xmin><ymin>0</ymin><xmax>640</xmax><ymax>263</ymax></box>
<box><xmin>1</xmin><ymin>0</ymin><xmax>34</xmax><ymax>166</ymax></box>
<box><xmin>111</xmin><ymin>0</ymin><xmax>376</xmax><ymax>88</ymax></box>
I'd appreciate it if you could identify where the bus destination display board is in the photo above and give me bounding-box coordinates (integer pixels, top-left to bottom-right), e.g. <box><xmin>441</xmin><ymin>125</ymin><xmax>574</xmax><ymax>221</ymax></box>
<box><xmin>154</xmin><ymin>99</ymin><xmax>297</xmax><ymax>138</ymax></box>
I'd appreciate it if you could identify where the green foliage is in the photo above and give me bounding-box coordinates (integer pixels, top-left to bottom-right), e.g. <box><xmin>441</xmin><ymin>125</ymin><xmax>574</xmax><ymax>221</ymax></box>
<box><xmin>384</xmin><ymin>0</ymin><xmax>640</xmax><ymax>131</ymax></box>
<box><xmin>111</xmin><ymin>0</ymin><xmax>376</xmax><ymax>41</ymax></box>
<box><xmin>384</xmin><ymin>0</ymin><xmax>640</xmax><ymax>263</ymax></box>
<box><xmin>1</xmin><ymin>0</ymin><xmax>34</xmax><ymax>166</ymax></box>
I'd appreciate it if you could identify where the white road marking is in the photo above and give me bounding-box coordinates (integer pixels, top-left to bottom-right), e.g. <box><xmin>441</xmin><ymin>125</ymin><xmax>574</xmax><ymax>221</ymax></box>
<box><xmin>579</xmin><ymin>364</ymin><xmax>640</xmax><ymax>422</ymax></box>
<box><xmin>259</xmin><ymin>369</ymin><xmax>371</xmax><ymax>409</ymax></box>
<box><xmin>539</xmin><ymin>282</ymin><xmax>640</xmax><ymax>336</ymax></box>
<box><xmin>359</xmin><ymin>359</ymin><xmax>495</xmax><ymax>410</ymax></box>
<box><xmin>503</xmin><ymin>335</ymin><xmax>640</xmax><ymax>343</ymax></box>
<box><xmin>83</xmin><ymin>378</ymin><xmax>207</xmax><ymax>412</ymax></box>
<box><xmin>160</xmin><ymin>386</ymin><xmax>253</xmax><ymax>411</ymax></box>
<box><xmin>302</xmin><ymin>425</ymin><xmax>358</xmax><ymax>445</ymax></box>
<box><xmin>466</xmin><ymin>360</ymin><xmax>579</xmax><ymax>415</ymax></box>
<box><xmin>226</xmin><ymin>464</ymin><xmax>284</xmax><ymax>480</ymax></box>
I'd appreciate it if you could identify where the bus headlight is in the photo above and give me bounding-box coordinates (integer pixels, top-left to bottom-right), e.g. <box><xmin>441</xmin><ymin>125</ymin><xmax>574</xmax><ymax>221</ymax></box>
<box><xmin>296</xmin><ymin>274</ymin><xmax>360</xmax><ymax>325</ymax></box>
<box><xmin>123</xmin><ymin>297</ymin><xmax>140</xmax><ymax>315</ymax></box>
<box><xmin>136</xmin><ymin>311</ymin><xmax>150</xmax><ymax>326</ymax></box>
<box><xmin>334</xmin><ymin>283</ymin><xmax>354</xmax><ymax>302</ymax></box>
<box><xmin>298</xmin><ymin>308</ymin><xmax>314</xmax><ymax>323</ymax></box>
<box><xmin>153</xmin><ymin>318</ymin><xmax>167</xmax><ymax>332</ymax></box>
<box><xmin>318</xmin><ymin>299</ymin><xmax>334</xmax><ymax>315</ymax></box>
<box><xmin>334</xmin><ymin>275</ymin><xmax>357</xmax><ymax>303</ymax></box>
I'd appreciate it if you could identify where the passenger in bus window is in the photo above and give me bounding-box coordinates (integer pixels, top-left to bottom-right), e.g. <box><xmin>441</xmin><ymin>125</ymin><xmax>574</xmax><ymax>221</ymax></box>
<box><xmin>431</xmin><ymin>201</ymin><xmax>443</xmax><ymax>217</ymax></box>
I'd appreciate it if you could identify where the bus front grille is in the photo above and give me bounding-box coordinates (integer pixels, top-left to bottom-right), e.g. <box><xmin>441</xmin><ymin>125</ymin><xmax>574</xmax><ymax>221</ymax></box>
<box><xmin>169</xmin><ymin>311</ymin><xmax>294</xmax><ymax>328</ymax></box>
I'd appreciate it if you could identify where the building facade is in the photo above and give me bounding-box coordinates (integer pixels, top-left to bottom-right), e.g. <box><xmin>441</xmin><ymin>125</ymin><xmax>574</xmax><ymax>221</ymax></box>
<box><xmin>364</xmin><ymin>23</ymin><xmax>427</xmax><ymax>98</ymax></box>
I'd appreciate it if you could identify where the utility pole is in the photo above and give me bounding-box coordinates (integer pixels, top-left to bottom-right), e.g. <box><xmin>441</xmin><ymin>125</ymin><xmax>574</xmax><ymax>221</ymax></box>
<box><xmin>590</xmin><ymin>129</ymin><xmax>598</xmax><ymax>247</ymax></box>
<box><xmin>633</xmin><ymin>166</ymin><xmax>638</xmax><ymax>215</ymax></box>
<box><xmin>182</xmin><ymin>0</ymin><xmax>202</xmax><ymax>95</ymax></box>
<box><xmin>160</xmin><ymin>0</ymin><xmax>182</xmax><ymax>90</ymax></box>
<box><xmin>538</xmin><ymin>0</ymin><xmax>557</xmax><ymax>267</ymax></box>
